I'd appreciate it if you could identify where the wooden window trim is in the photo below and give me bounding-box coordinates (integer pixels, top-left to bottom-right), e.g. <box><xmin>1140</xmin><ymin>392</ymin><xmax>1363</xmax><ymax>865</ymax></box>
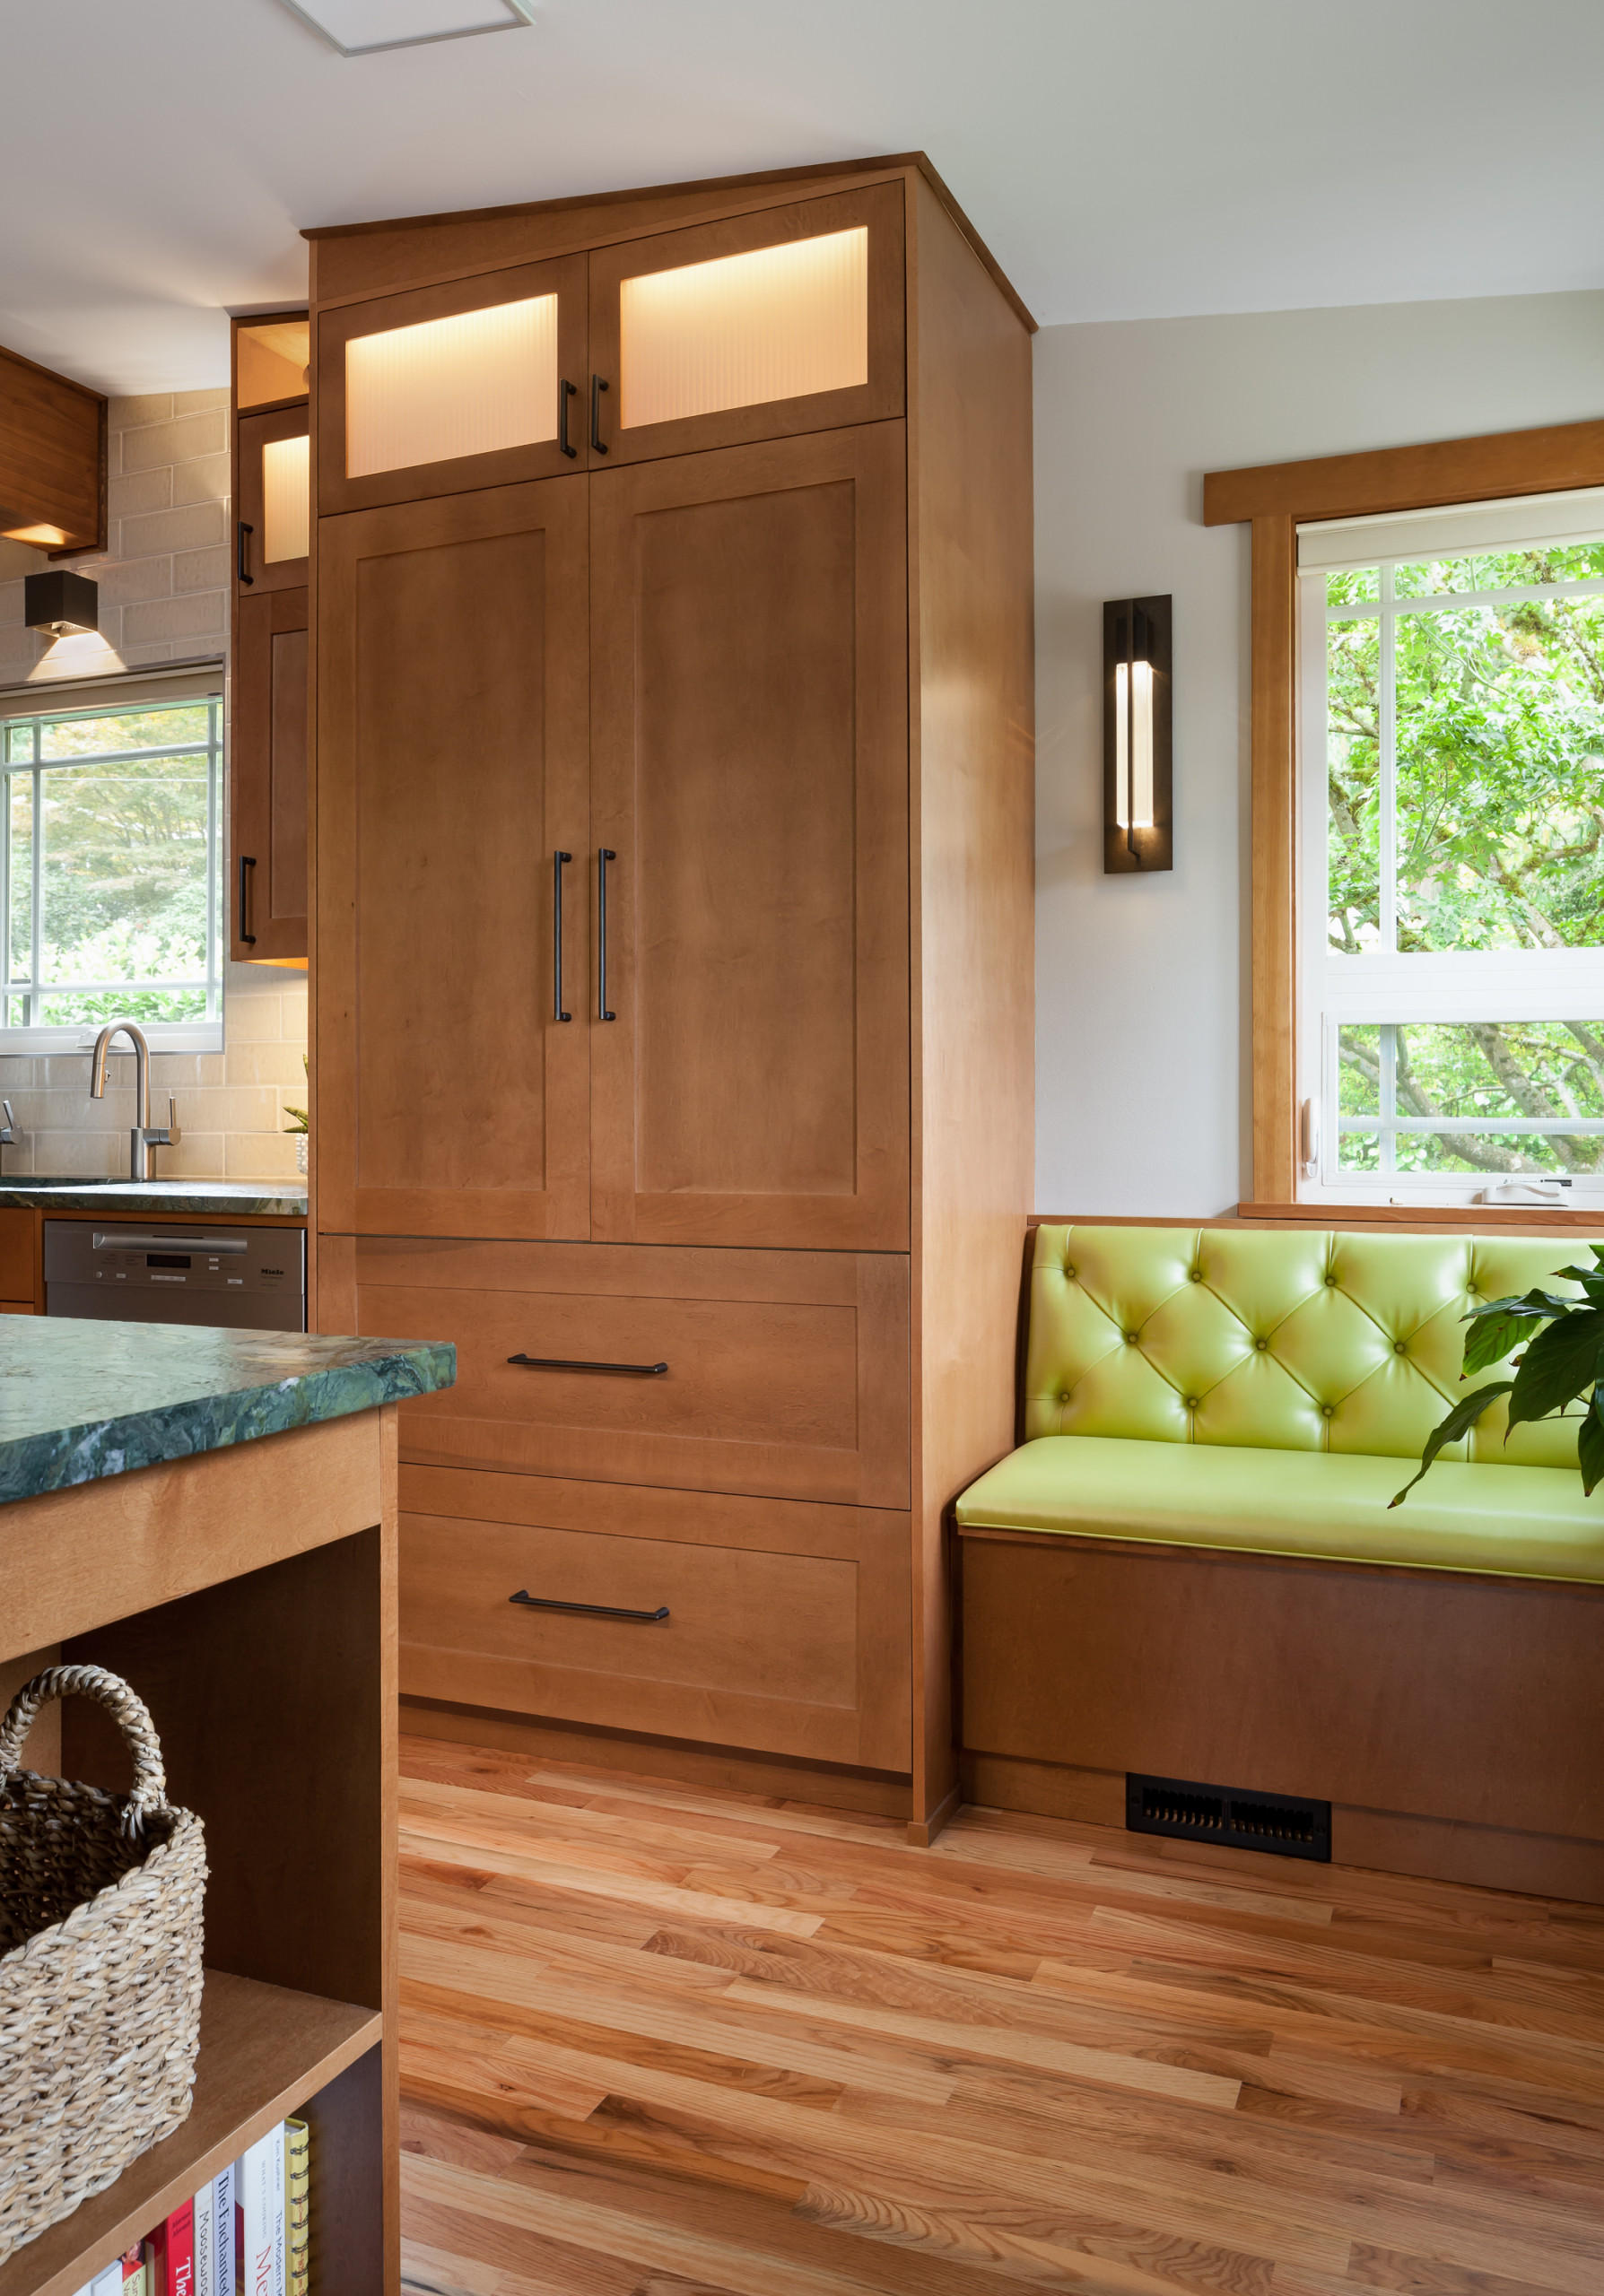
<box><xmin>1204</xmin><ymin>417</ymin><xmax>1604</xmax><ymax>1203</ymax></box>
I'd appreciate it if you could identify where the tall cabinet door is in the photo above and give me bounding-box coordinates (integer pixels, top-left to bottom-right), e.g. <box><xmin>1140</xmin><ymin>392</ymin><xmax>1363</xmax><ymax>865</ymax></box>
<box><xmin>318</xmin><ymin>477</ymin><xmax>590</xmax><ymax>1240</ymax></box>
<box><xmin>231</xmin><ymin>587</ymin><xmax>308</xmax><ymax>963</ymax></box>
<box><xmin>588</xmin><ymin>184</ymin><xmax>904</xmax><ymax>466</ymax></box>
<box><xmin>589</xmin><ymin>422</ymin><xmax>910</xmax><ymax>1250</ymax></box>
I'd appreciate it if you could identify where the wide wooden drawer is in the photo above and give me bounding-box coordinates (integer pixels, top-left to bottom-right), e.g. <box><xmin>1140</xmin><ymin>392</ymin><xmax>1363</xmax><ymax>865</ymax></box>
<box><xmin>399</xmin><ymin>1465</ymin><xmax>912</xmax><ymax>1770</ymax></box>
<box><xmin>354</xmin><ymin>1236</ymin><xmax>910</xmax><ymax>1508</ymax></box>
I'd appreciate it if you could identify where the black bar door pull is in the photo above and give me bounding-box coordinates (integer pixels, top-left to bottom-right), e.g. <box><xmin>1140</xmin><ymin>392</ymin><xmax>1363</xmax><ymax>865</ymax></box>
<box><xmin>597</xmin><ymin>846</ymin><xmax>616</xmax><ymax>1020</ymax></box>
<box><xmin>510</xmin><ymin>1590</ymin><xmax>669</xmax><ymax>1623</ymax></box>
<box><xmin>553</xmin><ymin>849</ymin><xmax>571</xmax><ymax>1021</ymax></box>
<box><xmin>237</xmin><ymin>520</ymin><xmax>255</xmax><ymax>587</ymax></box>
<box><xmin>238</xmin><ymin>855</ymin><xmax>257</xmax><ymax>946</ymax></box>
<box><xmin>558</xmin><ymin>378</ymin><xmax>577</xmax><ymax>458</ymax></box>
<box><xmin>590</xmin><ymin>373</ymin><xmax>609</xmax><ymax>455</ymax></box>
<box><xmin>507</xmin><ymin>1353</ymin><xmax>667</xmax><ymax>1375</ymax></box>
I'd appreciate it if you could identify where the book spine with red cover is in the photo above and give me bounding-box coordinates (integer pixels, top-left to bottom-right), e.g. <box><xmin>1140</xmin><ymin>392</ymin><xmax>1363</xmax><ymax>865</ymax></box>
<box><xmin>147</xmin><ymin>2198</ymin><xmax>195</xmax><ymax>2296</ymax></box>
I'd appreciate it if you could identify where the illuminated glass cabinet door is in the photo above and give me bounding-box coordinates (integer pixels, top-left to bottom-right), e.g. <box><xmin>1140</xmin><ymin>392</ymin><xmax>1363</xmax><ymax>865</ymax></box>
<box><xmin>588</xmin><ymin>183</ymin><xmax>905</xmax><ymax>465</ymax></box>
<box><xmin>317</xmin><ymin>252</ymin><xmax>590</xmax><ymax>515</ymax></box>
<box><xmin>237</xmin><ymin>406</ymin><xmax>309</xmax><ymax>597</ymax></box>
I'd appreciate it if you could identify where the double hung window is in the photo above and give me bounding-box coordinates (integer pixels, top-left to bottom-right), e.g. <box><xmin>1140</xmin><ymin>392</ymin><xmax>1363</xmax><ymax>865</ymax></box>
<box><xmin>0</xmin><ymin>681</ymin><xmax>223</xmax><ymax>1050</ymax></box>
<box><xmin>1297</xmin><ymin>489</ymin><xmax>1604</xmax><ymax>1202</ymax></box>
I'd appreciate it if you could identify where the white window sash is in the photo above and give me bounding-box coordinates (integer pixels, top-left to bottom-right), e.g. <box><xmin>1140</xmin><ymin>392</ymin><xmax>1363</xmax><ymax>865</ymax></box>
<box><xmin>1295</xmin><ymin>559</ymin><xmax>1604</xmax><ymax>1204</ymax></box>
<box><xmin>0</xmin><ymin>686</ymin><xmax>225</xmax><ymax>1056</ymax></box>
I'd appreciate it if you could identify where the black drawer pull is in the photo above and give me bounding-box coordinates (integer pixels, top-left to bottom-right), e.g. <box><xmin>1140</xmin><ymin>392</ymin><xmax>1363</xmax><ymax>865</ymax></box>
<box><xmin>507</xmin><ymin>1352</ymin><xmax>667</xmax><ymax>1375</ymax></box>
<box><xmin>510</xmin><ymin>1590</ymin><xmax>668</xmax><ymax>1623</ymax></box>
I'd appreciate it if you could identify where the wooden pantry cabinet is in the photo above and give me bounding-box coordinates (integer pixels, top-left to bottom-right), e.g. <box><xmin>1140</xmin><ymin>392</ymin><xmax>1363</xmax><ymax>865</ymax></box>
<box><xmin>231</xmin><ymin>315</ymin><xmax>310</xmax><ymax>965</ymax></box>
<box><xmin>307</xmin><ymin>155</ymin><xmax>1035</xmax><ymax>1836</ymax></box>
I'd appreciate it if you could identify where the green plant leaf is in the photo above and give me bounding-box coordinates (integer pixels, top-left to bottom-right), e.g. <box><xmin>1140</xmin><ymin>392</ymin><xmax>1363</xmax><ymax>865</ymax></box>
<box><xmin>1548</xmin><ymin>1265</ymin><xmax>1604</xmax><ymax>1298</ymax></box>
<box><xmin>1391</xmin><ymin>1381</ymin><xmax>1513</xmax><ymax>1506</ymax></box>
<box><xmin>1581</xmin><ymin>1394</ymin><xmax>1604</xmax><ymax>1497</ymax></box>
<box><xmin>1507</xmin><ymin>1309</ymin><xmax>1604</xmax><ymax>1430</ymax></box>
<box><xmin>1462</xmin><ymin>1310</ymin><xmax>1544</xmax><ymax>1373</ymax></box>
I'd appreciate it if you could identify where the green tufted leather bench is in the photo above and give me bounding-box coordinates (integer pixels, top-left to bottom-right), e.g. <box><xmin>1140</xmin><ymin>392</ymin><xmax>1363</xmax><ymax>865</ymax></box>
<box><xmin>955</xmin><ymin>1222</ymin><xmax>1604</xmax><ymax>1899</ymax></box>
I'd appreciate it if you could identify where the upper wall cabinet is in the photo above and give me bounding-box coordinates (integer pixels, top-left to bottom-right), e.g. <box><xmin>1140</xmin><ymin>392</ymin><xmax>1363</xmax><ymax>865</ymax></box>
<box><xmin>236</xmin><ymin>317</ymin><xmax>309</xmax><ymax>412</ymax></box>
<box><xmin>586</xmin><ymin>184</ymin><xmax>904</xmax><ymax>466</ymax></box>
<box><xmin>237</xmin><ymin>406</ymin><xmax>309</xmax><ymax>595</ymax></box>
<box><xmin>231</xmin><ymin>313</ymin><xmax>310</xmax><ymax>966</ymax></box>
<box><xmin>317</xmin><ymin>255</ymin><xmax>589</xmax><ymax>515</ymax></box>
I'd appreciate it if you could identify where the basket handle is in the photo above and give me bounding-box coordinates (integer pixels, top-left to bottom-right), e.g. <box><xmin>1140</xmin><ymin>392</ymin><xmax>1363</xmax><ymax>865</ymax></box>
<box><xmin>0</xmin><ymin>1665</ymin><xmax>170</xmax><ymax>1835</ymax></box>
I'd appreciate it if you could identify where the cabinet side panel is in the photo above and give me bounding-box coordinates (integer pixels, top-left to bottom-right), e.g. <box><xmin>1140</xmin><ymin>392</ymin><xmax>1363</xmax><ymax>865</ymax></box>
<box><xmin>910</xmin><ymin>176</ymin><xmax>1035</xmax><ymax>1830</ymax></box>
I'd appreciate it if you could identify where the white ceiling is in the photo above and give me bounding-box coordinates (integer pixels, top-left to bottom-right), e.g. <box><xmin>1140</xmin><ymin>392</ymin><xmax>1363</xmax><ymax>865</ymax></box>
<box><xmin>4</xmin><ymin>0</ymin><xmax>1604</xmax><ymax>394</ymax></box>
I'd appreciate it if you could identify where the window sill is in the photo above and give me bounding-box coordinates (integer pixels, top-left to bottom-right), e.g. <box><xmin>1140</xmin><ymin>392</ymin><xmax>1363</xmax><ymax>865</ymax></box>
<box><xmin>1243</xmin><ymin>1199</ymin><xmax>1604</xmax><ymax>1230</ymax></box>
<box><xmin>0</xmin><ymin>1022</ymin><xmax>225</xmax><ymax>1057</ymax></box>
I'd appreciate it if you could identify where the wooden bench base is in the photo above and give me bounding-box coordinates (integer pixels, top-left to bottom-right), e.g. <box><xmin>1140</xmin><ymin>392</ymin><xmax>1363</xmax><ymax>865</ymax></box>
<box><xmin>958</xmin><ymin>1526</ymin><xmax>1604</xmax><ymax>1903</ymax></box>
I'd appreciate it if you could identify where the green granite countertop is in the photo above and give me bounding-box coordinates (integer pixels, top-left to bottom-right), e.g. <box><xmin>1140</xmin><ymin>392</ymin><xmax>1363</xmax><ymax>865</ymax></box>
<box><xmin>0</xmin><ymin>1178</ymin><xmax>308</xmax><ymax>1217</ymax></box>
<box><xmin>0</xmin><ymin>1322</ymin><xmax>454</xmax><ymax>1503</ymax></box>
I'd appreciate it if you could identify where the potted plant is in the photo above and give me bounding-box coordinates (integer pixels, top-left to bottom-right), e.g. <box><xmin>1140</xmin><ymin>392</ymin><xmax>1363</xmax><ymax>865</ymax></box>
<box><xmin>283</xmin><ymin>1056</ymin><xmax>309</xmax><ymax>1178</ymax></box>
<box><xmin>1394</xmin><ymin>1248</ymin><xmax>1604</xmax><ymax>1502</ymax></box>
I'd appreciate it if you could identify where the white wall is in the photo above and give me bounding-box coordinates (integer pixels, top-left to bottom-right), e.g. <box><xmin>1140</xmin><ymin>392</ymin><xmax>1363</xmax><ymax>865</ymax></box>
<box><xmin>1034</xmin><ymin>288</ymin><xmax>1604</xmax><ymax>1216</ymax></box>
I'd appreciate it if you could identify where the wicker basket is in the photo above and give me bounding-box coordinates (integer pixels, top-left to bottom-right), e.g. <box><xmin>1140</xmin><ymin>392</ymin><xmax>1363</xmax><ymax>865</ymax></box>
<box><xmin>0</xmin><ymin>1665</ymin><xmax>207</xmax><ymax>2266</ymax></box>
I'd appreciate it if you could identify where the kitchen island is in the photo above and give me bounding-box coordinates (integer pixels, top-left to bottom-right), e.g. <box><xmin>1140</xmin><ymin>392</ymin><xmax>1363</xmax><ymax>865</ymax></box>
<box><xmin>0</xmin><ymin>1320</ymin><xmax>453</xmax><ymax>2296</ymax></box>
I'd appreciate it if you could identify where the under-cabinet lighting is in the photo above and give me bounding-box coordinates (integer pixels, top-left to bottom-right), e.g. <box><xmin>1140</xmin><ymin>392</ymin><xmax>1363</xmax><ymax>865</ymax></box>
<box><xmin>276</xmin><ymin>0</ymin><xmax>534</xmax><ymax>55</ymax></box>
<box><xmin>1103</xmin><ymin>595</ymin><xmax>1172</xmax><ymax>874</ymax></box>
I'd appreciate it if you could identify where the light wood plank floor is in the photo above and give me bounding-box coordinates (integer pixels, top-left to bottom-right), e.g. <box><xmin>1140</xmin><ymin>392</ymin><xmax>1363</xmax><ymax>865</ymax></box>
<box><xmin>397</xmin><ymin>1734</ymin><xmax>1604</xmax><ymax>2296</ymax></box>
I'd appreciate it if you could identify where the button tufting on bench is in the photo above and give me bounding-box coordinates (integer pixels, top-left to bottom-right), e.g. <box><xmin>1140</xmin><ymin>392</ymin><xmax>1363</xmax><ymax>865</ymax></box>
<box><xmin>962</xmin><ymin>1224</ymin><xmax>1604</xmax><ymax>1584</ymax></box>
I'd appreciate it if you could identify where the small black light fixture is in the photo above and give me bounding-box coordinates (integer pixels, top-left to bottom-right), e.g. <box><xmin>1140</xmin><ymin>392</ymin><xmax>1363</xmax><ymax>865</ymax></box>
<box><xmin>1103</xmin><ymin>594</ymin><xmax>1172</xmax><ymax>873</ymax></box>
<box><xmin>25</xmin><ymin>570</ymin><xmax>100</xmax><ymax>640</ymax></box>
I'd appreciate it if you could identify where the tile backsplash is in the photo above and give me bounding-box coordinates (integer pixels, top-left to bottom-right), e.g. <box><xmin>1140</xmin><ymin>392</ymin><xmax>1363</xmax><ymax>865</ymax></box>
<box><xmin>0</xmin><ymin>389</ymin><xmax>309</xmax><ymax>1183</ymax></box>
<box><xmin>0</xmin><ymin>964</ymin><xmax>307</xmax><ymax>1182</ymax></box>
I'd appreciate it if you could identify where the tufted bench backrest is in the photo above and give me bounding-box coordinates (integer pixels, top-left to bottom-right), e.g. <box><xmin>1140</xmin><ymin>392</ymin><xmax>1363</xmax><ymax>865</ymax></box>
<box><xmin>1025</xmin><ymin>1223</ymin><xmax>1604</xmax><ymax>1468</ymax></box>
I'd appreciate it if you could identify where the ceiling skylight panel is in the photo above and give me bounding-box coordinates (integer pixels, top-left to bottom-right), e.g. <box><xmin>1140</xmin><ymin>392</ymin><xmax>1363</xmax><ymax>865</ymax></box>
<box><xmin>276</xmin><ymin>0</ymin><xmax>534</xmax><ymax>57</ymax></box>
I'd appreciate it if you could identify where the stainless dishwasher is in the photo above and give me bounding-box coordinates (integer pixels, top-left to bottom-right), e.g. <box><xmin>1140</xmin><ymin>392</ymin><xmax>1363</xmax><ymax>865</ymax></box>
<box><xmin>45</xmin><ymin>1220</ymin><xmax>307</xmax><ymax>1331</ymax></box>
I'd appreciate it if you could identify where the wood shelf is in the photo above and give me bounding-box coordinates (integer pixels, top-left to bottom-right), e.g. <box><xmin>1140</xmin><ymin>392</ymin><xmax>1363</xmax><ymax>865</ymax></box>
<box><xmin>1</xmin><ymin>1970</ymin><xmax>379</xmax><ymax>2296</ymax></box>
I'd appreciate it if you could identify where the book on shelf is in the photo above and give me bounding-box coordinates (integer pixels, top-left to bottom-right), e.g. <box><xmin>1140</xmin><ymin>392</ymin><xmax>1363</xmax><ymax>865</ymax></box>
<box><xmin>285</xmin><ymin>2119</ymin><xmax>309</xmax><ymax>2296</ymax></box>
<box><xmin>70</xmin><ymin>2125</ymin><xmax>304</xmax><ymax>2296</ymax></box>
<box><xmin>237</xmin><ymin>2125</ymin><xmax>284</xmax><ymax>2296</ymax></box>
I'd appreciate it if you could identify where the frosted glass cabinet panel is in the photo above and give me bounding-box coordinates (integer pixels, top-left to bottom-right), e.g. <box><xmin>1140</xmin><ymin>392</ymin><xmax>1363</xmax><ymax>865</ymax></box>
<box><xmin>588</xmin><ymin>185</ymin><xmax>904</xmax><ymax>465</ymax></box>
<box><xmin>236</xmin><ymin>405</ymin><xmax>309</xmax><ymax>596</ymax></box>
<box><xmin>317</xmin><ymin>253</ymin><xmax>588</xmax><ymax>514</ymax></box>
<box><xmin>620</xmin><ymin>229</ymin><xmax>867</xmax><ymax>430</ymax></box>
<box><xmin>345</xmin><ymin>295</ymin><xmax>558</xmax><ymax>477</ymax></box>
<box><xmin>262</xmin><ymin>434</ymin><xmax>310</xmax><ymax>564</ymax></box>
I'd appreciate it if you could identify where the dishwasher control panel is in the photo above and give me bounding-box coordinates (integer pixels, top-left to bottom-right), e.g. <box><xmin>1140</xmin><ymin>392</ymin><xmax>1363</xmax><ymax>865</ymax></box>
<box><xmin>45</xmin><ymin>1221</ymin><xmax>307</xmax><ymax>1330</ymax></box>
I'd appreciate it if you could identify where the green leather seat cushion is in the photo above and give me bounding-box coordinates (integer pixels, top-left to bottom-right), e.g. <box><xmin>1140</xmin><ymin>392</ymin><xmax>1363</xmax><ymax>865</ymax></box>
<box><xmin>956</xmin><ymin>1434</ymin><xmax>1604</xmax><ymax>1585</ymax></box>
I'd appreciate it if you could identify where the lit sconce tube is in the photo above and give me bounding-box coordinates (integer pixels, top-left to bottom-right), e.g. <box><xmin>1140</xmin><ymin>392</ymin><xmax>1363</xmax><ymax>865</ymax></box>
<box><xmin>1103</xmin><ymin>594</ymin><xmax>1172</xmax><ymax>874</ymax></box>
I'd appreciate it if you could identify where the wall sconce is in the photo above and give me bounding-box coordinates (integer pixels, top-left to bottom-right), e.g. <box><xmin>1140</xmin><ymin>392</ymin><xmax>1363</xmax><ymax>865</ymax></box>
<box><xmin>25</xmin><ymin>570</ymin><xmax>99</xmax><ymax>639</ymax></box>
<box><xmin>1103</xmin><ymin>593</ymin><xmax>1172</xmax><ymax>874</ymax></box>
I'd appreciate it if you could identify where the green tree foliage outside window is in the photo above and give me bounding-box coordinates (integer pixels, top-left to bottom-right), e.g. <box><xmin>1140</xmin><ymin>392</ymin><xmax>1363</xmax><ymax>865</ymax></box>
<box><xmin>1</xmin><ymin>701</ymin><xmax>221</xmax><ymax>1033</ymax></box>
<box><xmin>1326</xmin><ymin>546</ymin><xmax>1604</xmax><ymax>1177</ymax></box>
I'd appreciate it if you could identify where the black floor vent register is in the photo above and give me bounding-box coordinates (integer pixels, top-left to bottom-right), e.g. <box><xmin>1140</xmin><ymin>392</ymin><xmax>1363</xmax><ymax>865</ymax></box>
<box><xmin>1127</xmin><ymin>1771</ymin><xmax>1332</xmax><ymax>1862</ymax></box>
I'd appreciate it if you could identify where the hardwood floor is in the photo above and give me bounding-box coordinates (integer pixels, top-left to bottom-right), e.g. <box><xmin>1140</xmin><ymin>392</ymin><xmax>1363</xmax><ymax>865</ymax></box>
<box><xmin>397</xmin><ymin>1734</ymin><xmax>1604</xmax><ymax>2296</ymax></box>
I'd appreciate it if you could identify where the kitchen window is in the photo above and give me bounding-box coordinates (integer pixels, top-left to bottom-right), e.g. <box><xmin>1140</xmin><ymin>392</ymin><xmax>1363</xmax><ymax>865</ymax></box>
<box><xmin>0</xmin><ymin>682</ymin><xmax>223</xmax><ymax>1051</ymax></box>
<box><xmin>1296</xmin><ymin>488</ymin><xmax>1604</xmax><ymax>1204</ymax></box>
